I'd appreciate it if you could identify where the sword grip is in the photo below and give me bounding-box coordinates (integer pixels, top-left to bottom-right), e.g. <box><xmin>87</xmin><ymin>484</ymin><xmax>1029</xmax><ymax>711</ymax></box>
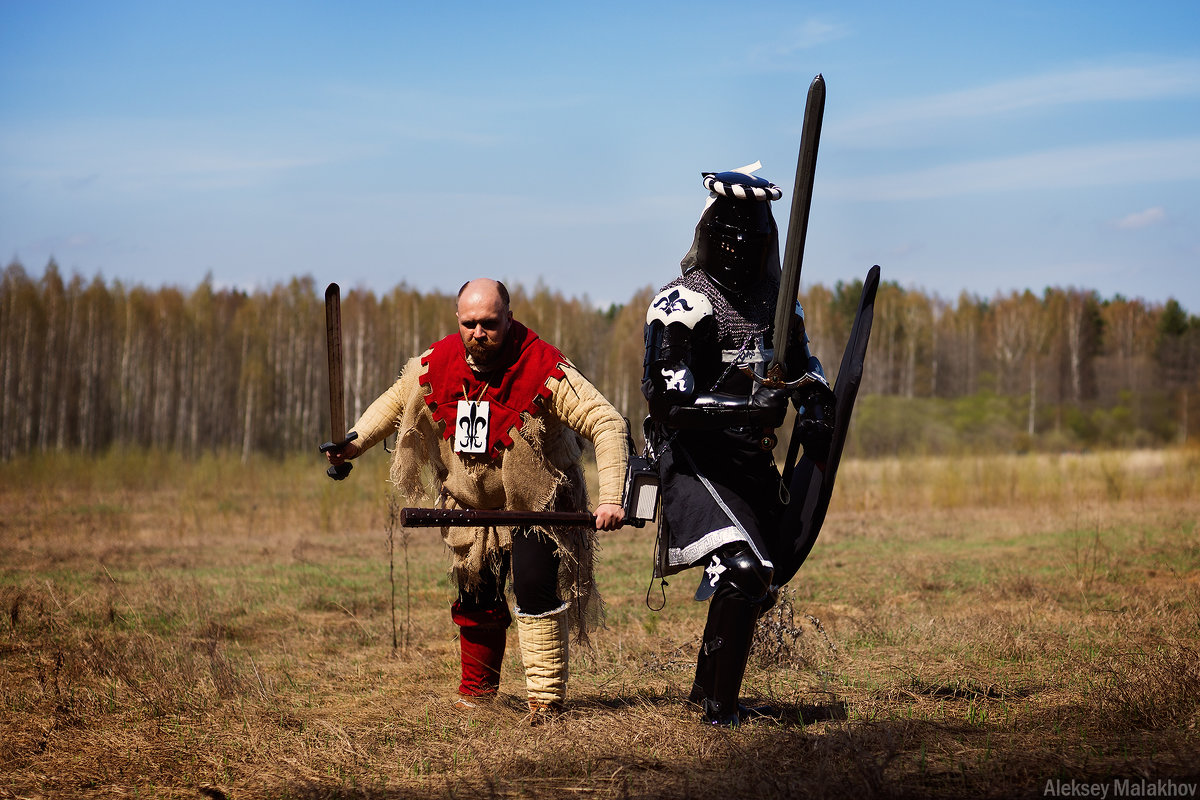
<box><xmin>319</xmin><ymin>431</ymin><xmax>359</xmax><ymax>481</ymax></box>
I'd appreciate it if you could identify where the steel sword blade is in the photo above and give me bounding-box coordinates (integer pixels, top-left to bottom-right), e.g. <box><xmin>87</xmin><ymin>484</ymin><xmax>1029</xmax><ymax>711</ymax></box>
<box><xmin>769</xmin><ymin>73</ymin><xmax>826</xmax><ymax>379</ymax></box>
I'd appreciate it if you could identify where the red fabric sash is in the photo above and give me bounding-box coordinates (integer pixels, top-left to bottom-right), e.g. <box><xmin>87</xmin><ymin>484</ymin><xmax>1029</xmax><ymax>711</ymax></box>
<box><xmin>420</xmin><ymin>320</ymin><xmax>568</xmax><ymax>458</ymax></box>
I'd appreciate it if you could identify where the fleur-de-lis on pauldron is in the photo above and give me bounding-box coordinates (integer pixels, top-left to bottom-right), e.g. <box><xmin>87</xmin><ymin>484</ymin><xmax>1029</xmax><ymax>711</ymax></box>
<box><xmin>459</xmin><ymin>402</ymin><xmax>487</xmax><ymax>449</ymax></box>
<box><xmin>653</xmin><ymin>289</ymin><xmax>693</xmax><ymax>316</ymax></box>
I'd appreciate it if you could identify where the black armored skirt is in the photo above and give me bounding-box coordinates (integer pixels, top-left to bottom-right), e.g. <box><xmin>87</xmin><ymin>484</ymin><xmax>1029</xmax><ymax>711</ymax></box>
<box><xmin>654</xmin><ymin>427</ymin><xmax>785</xmax><ymax>579</ymax></box>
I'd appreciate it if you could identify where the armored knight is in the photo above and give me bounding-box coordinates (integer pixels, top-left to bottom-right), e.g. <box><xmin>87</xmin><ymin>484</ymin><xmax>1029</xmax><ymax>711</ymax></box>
<box><xmin>642</xmin><ymin>167</ymin><xmax>835</xmax><ymax>726</ymax></box>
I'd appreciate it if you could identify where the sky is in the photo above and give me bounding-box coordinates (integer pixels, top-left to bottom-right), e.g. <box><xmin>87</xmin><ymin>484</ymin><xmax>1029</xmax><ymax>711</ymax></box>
<box><xmin>2</xmin><ymin>1</ymin><xmax>1198</xmax><ymax>312</ymax></box>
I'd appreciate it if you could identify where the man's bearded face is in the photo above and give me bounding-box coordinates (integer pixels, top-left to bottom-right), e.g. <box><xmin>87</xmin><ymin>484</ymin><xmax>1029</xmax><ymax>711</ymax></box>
<box><xmin>457</xmin><ymin>287</ymin><xmax>512</xmax><ymax>371</ymax></box>
<box><xmin>464</xmin><ymin>332</ymin><xmax>504</xmax><ymax>366</ymax></box>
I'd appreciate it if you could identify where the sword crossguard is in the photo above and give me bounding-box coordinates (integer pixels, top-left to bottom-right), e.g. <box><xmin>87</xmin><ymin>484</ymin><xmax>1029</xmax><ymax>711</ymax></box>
<box><xmin>318</xmin><ymin>430</ymin><xmax>358</xmax><ymax>453</ymax></box>
<box><xmin>737</xmin><ymin>365</ymin><xmax>819</xmax><ymax>391</ymax></box>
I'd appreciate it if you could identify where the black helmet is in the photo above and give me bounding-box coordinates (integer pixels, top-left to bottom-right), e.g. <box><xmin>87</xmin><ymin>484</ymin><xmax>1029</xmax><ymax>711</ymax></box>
<box><xmin>690</xmin><ymin>171</ymin><xmax>781</xmax><ymax>293</ymax></box>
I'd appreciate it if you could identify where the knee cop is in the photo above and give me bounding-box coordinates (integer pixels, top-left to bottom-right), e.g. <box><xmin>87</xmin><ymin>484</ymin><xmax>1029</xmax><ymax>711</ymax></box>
<box><xmin>694</xmin><ymin>541</ymin><xmax>775</xmax><ymax>608</ymax></box>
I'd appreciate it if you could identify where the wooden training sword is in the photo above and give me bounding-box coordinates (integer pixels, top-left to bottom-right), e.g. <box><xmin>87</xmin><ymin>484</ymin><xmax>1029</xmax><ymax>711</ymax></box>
<box><xmin>399</xmin><ymin>508</ymin><xmax>598</xmax><ymax>528</ymax></box>
<box><xmin>400</xmin><ymin>507</ymin><xmax>648</xmax><ymax>529</ymax></box>
<box><xmin>319</xmin><ymin>282</ymin><xmax>358</xmax><ymax>480</ymax></box>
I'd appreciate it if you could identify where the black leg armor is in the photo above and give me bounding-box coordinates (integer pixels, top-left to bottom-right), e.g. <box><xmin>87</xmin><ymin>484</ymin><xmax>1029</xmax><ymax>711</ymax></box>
<box><xmin>688</xmin><ymin>542</ymin><xmax>774</xmax><ymax>726</ymax></box>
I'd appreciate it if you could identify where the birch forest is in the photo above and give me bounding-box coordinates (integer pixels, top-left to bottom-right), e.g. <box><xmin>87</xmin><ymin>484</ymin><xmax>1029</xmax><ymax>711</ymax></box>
<box><xmin>2</xmin><ymin>259</ymin><xmax>1197</xmax><ymax>462</ymax></box>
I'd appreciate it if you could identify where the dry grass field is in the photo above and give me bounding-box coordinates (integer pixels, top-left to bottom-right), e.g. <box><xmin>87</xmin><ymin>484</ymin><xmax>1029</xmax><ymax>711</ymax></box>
<box><xmin>2</xmin><ymin>448</ymin><xmax>1199</xmax><ymax>799</ymax></box>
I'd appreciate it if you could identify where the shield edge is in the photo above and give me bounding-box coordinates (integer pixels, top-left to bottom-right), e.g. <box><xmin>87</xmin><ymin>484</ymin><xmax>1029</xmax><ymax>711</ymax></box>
<box><xmin>773</xmin><ymin>264</ymin><xmax>881</xmax><ymax>586</ymax></box>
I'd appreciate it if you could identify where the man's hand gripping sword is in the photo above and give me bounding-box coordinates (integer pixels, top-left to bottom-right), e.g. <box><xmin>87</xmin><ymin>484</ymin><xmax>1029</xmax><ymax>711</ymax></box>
<box><xmin>318</xmin><ymin>282</ymin><xmax>358</xmax><ymax>480</ymax></box>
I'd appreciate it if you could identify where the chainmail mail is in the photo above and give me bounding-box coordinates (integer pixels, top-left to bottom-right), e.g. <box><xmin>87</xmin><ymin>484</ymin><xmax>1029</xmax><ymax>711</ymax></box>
<box><xmin>661</xmin><ymin>268</ymin><xmax>778</xmax><ymax>351</ymax></box>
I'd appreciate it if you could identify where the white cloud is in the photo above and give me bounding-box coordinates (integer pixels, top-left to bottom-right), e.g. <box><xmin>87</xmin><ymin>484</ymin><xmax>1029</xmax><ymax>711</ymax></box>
<box><xmin>1112</xmin><ymin>206</ymin><xmax>1167</xmax><ymax>229</ymax></box>
<box><xmin>790</xmin><ymin>20</ymin><xmax>848</xmax><ymax>50</ymax></box>
<box><xmin>829</xmin><ymin>60</ymin><xmax>1200</xmax><ymax>146</ymax></box>
<box><xmin>1</xmin><ymin>118</ymin><xmax>341</xmax><ymax>193</ymax></box>
<box><xmin>748</xmin><ymin>19</ymin><xmax>850</xmax><ymax>65</ymax></box>
<box><xmin>826</xmin><ymin>138</ymin><xmax>1200</xmax><ymax>201</ymax></box>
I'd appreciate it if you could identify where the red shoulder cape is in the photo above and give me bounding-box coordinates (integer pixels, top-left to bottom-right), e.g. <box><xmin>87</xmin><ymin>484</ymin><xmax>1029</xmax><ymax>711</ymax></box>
<box><xmin>420</xmin><ymin>320</ymin><xmax>568</xmax><ymax>458</ymax></box>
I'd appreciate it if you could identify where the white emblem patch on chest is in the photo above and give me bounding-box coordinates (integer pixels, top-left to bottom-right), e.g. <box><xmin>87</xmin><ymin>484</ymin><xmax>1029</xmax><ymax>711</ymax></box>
<box><xmin>454</xmin><ymin>400</ymin><xmax>489</xmax><ymax>453</ymax></box>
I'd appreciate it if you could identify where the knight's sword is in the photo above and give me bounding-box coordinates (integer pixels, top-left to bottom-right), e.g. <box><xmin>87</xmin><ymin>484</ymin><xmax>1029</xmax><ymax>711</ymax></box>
<box><xmin>319</xmin><ymin>282</ymin><xmax>357</xmax><ymax>480</ymax></box>
<box><xmin>768</xmin><ymin>73</ymin><xmax>826</xmax><ymax>382</ymax></box>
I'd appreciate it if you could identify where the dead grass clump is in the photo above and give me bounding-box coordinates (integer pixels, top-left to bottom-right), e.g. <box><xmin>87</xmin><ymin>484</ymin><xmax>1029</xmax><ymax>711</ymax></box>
<box><xmin>906</xmin><ymin>676</ymin><xmax>1032</xmax><ymax>702</ymax></box>
<box><xmin>637</xmin><ymin>637</ymin><xmax>698</xmax><ymax>676</ymax></box>
<box><xmin>751</xmin><ymin>587</ymin><xmax>840</xmax><ymax>668</ymax></box>
<box><xmin>3</xmin><ymin>575</ymin><xmax>263</xmax><ymax>726</ymax></box>
<box><xmin>988</xmin><ymin>571</ymin><xmax>1041</xmax><ymax>601</ymax></box>
<box><xmin>1092</xmin><ymin>637</ymin><xmax>1200</xmax><ymax>730</ymax></box>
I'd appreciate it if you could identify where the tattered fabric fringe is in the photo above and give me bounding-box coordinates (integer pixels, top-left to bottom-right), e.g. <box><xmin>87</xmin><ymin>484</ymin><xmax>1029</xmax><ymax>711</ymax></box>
<box><xmin>386</xmin><ymin>357</ymin><xmax>604</xmax><ymax>643</ymax></box>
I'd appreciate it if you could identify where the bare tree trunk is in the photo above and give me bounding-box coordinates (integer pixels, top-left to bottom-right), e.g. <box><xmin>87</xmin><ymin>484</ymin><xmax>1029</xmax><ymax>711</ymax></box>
<box><xmin>963</xmin><ymin>317</ymin><xmax>977</xmax><ymax>397</ymax></box>
<box><xmin>354</xmin><ymin>310</ymin><xmax>366</xmax><ymax>422</ymax></box>
<box><xmin>930</xmin><ymin>308</ymin><xmax>940</xmax><ymax>397</ymax></box>
<box><xmin>0</xmin><ymin>302</ymin><xmax>13</xmax><ymax>459</ymax></box>
<box><xmin>904</xmin><ymin>334</ymin><xmax>916</xmax><ymax>398</ymax></box>
<box><xmin>303</xmin><ymin>339</ymin><xmax>315</xmax><ymax>445</ymax></box>
<box><xmin>19</xmin><ymin>315</ymin><xmax>35</xmax><ymax>453</ymax></box>
<box><xmin>38</xmin><ymin>304</ymin><xmax>58</xmax><ymax>452</ymax></box>
<box><xmin>410</xmin><ymin>295</ymin><xmax>420</xmax><ymax>361</ymax></box>
<box><xmin>175</xmin><ymin>335</ymin><xmax>192</xmax><ymax>454</ymax></box>
<box><xmin>1182</xmin><ymin>388</ymin><xmax>1189</xmax><ymax>444</ymax></box>
<box><xmin>241</xmin><ymin>383</ymin><xmax>255</xmax><ymax>465</ymax></box>
<box><xmin>119</xmin><ymin>301</ymin><xmax>134</xmax><ymax>444</ymax></box>
<box><xmin>57</xmin><ymin>291</ymin><xmax>78</xmax><ymax>451</ymax></box>
<box><xmin>1067</xmin><ymin>314</ymin><xmax>1083</xmax><ymax>405</ymax></box>
<box><xmin>1028</xmin><ymin>356</ymin><xmax>1037</xmax><ymax>437</ymax></box>
<box><xmin>190</xmin><ymin>336</ymin><xmax>203</xmax><ymax>455</ymax></box>
<box><xmin>78</xmin><ymin>303</ymin><xmax>95</xmax><ymax>453</ymax></box>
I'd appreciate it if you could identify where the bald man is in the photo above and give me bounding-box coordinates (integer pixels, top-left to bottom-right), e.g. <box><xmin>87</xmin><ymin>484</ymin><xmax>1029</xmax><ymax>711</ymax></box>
<box><xmin>325</xmin><ymin>278</ymin><xmax>628</xmax><ymax>722</ymax></box>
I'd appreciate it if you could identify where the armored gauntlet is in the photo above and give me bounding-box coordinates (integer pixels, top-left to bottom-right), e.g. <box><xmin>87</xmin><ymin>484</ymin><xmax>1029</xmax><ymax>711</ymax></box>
<box><xmin>792</xmin><ymin>381</ymin><xmax>836</xmax><ymax>462</ymax></box>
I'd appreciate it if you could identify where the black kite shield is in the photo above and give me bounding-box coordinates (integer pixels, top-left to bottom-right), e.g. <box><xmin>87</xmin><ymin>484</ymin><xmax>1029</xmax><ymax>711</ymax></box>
<box><xmin>769</xmin><ymin>74</ymin><xmax>825</xmax><ymax>382</ymax></box>
<box><xmin>772</xmin><ymin>264</ymin><xmax>880</xmax><ymax>587</ymax></box>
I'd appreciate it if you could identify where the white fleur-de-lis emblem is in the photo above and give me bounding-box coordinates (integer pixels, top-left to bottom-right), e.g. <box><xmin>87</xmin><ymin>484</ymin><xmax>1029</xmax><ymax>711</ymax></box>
<box><xmin>454</xmin><ymin>400</ymin><xmax>490</xmax><ymax>453</ymax></box>
<box><xmin>459</xmin><ymin>402</ymin><xmax>487</xmax><ymax>448</ymax></box>
<box><xmin>705</xmin><ymin>555</ymin><xmax>727</xmax><ymax>587</ymax></box>
<box><xmin>646</xmin><ymin>286</ymin><xmax>710</xmax><ymax>328</ymax></box>
<box><xmin>652</xmin><ymin>288</ymin><xmax>694</xmax><ymax>316</ymax></box>
<box><xmin>661</xmin><ymin>367</ymin><xmax>691</xmax><ymax>392</ymax></box>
